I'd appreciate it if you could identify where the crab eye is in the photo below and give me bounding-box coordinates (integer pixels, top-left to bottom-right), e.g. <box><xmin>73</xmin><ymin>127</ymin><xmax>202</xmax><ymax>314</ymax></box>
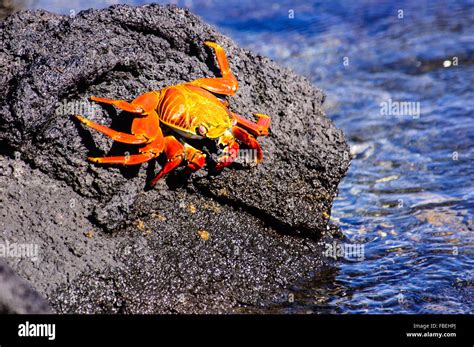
<box><xmin>197</xmin><ymin>125</ymin><xmax>208</xmax><ymax>136</ymax></box>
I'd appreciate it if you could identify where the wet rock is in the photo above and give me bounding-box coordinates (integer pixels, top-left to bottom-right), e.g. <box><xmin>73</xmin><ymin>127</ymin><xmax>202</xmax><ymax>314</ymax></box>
<box><xmin>0</xmin><ymin>4</ymin><xmax>350</xmax><ymax>313</ymax></box>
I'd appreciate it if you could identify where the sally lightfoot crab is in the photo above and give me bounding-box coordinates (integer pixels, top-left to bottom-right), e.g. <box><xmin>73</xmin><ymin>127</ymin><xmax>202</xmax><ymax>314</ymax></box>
<box><xmin>75</xmin><ymin>41</ymin><xmax>271</xmax><ymax>186</ymax></box>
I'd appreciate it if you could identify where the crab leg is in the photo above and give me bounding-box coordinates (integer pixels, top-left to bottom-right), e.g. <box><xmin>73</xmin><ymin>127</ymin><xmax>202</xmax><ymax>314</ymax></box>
<box><xmin>89</xmin><ymin>92</ymin><xmax>161</xmax><ymax>114</ymax></box>
<box><xmin>76</xmin><ymin>91</ymin><xmax>164</xmax><ymax>145</ymax></box>
<box><xmin>88</xmin><ymin>152</ymin><xmax>156</xmax><ymax>165</ymax></box>
<box><xmin>90</xmin><ymin>96</ymin><xmax>145</xmax><ymax>114</ymax></box>
<box><xmin>149</xmin><ymin>136</ymin><xmax>185</xmax><ymax>185</ymax></box>
<box><xmin>231</xmin><ymin>112</ymin><xmax>270</xmax><ymax>137</ymax></box>
<box><xmin>232</xmin><ymin>126</ymin><xmax>263</xmax><ymax>163</ymax></box>
<box><xmin>149</xmin><ymin>141</ymin><xmax>207</xmax><ymax>185</ymax></box>
<box><xmin>75</xmin><ymin>115</ymin><xmax>149</xmax><ymax>144</ymax></box>
<box><xmin>88</xmin><ymin>135</ymin><xmax>165</xmax><ymax>165</ymax></box>
<box><xmin>184</xmin><ymin>143</ymin><xmax>206</xmax><ymax>172</ymax></box>
<box><xmin>215</xmin><ymin>130</ymin><xmax>240</xmax><ymax>170</ymax></box>
<box><xmin>190</xmin><ymin>42</ymin><xmax>238</xmax><ymax>96</ymax></box>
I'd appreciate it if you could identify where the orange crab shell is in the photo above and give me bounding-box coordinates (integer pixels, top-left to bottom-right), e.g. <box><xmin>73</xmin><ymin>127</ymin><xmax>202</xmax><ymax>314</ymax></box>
<box><xmin>157</xmin><ymin>84</ymin><xmax>233</xmax><ymax>139</ymax></box>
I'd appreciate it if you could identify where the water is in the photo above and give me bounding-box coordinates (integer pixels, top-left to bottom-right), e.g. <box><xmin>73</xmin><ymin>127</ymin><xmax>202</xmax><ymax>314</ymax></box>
<box><xmin>25</xmin><ymin>0</ymin><xmax>474</xmax><ymax>314</ymax></box>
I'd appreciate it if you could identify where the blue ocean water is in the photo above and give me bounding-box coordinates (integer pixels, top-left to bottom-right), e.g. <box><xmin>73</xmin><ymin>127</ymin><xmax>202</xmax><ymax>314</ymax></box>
<box><xmin>28</xmin><ymin>0</ymin><xmax>474</xmax><ymax>314</ymax></box>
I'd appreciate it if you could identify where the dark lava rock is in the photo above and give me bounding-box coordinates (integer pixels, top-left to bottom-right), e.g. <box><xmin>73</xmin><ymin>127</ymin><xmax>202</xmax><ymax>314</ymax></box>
<box><xmin>0</xmin><ymin>4</ymin><xmax>350</xmax><ymax>313</ymax></box>
<box><xmin>0</xmin><ymin>260</ymin><xmax>51</xmax><ymax>313</ymax></box>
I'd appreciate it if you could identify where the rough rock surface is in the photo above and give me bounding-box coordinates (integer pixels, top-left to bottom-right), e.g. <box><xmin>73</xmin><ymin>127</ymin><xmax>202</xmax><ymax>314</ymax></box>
<box><xmin>0</xmin><ymin>4</ymin><xmax>350</xmax><ymax>313</ymax></box>
<box><xmin>0</xmin><ymin>260</ymin><xmax>51</xmax><ymax>313</ymax></box>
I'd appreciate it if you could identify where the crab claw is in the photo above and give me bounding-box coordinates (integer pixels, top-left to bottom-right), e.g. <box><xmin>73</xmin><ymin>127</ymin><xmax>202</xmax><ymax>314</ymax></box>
<box><xmin>215</xmin><ymin>130</ymin><xmax>239</xmax><ymax>170</ymax></box>
<box><xmin>232</xmin><ymin>126</ymin><xmax>263</xmax><ymax>164</ymax></box>
<box><xmin>184</xmin><ymin>144</ymin><xmax>207</xmax><ymax>172</ymax></box>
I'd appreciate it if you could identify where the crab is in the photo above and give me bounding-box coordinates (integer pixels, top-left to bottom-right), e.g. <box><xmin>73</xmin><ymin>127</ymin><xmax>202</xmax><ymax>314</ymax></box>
<box><xmin>75</xmin><ymin>41</ymin><xmax>270</xmax><ymax>186</ymax></box>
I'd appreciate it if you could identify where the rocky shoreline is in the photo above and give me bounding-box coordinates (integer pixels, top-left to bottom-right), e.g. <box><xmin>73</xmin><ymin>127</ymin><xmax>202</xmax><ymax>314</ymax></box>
<box><xmin>0</xmin><ymin>4</ymin><xmax>350</xmax><ymax>313</ymax></box>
